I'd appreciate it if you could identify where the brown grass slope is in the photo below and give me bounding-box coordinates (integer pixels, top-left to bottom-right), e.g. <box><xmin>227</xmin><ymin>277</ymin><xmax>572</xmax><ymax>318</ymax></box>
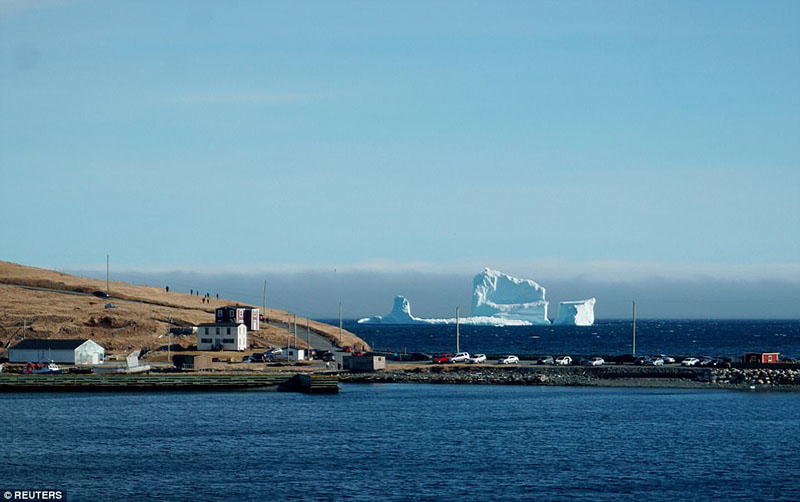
<box><xmin>0</xmin><ymin>260</ymin><xmax>368</xmax><ymax>357</ymax></box>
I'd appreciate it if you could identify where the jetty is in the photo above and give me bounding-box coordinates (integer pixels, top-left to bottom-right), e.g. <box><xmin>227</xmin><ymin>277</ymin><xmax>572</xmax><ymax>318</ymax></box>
<box><xmin>0</xmin><ymin>373</ymin><xmax>339</xmax><ymax>394</ymax></box>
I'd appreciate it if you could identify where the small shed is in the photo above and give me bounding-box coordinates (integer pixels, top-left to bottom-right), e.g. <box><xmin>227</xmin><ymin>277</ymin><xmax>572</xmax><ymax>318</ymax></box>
<box><xmin>343</xmin><ymin>354</ymin><xmax>386</xmax><ymax>372</ymax></box>
<box><xmin>172</xmin><ymin>354</ymin><xmax>214</xmax><ymax>371</ymax></box>
<box><xmin>281</xmin><ymin>347</ymin><xmax>306</xmax><ymax>361</ymax></box>
<box><xmin>9</xmin><ymin>338</ymin><xmax>105</xmax><ymax>365</ymax></box>
<box><xmin>742</xmin><ymin>352</ymin><xmax>780</xmax><ymax>364</ymax></box>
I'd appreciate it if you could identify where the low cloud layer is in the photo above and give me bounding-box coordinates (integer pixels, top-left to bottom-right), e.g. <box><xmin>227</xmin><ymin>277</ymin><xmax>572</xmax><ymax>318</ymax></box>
<box><xmin>68</xmin><ymin>266</ymin><xmax>800</xmax><ymax>320</ymax></box>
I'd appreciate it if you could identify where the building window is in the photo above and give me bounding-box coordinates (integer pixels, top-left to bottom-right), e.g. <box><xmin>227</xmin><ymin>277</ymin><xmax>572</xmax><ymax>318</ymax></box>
<box><xmin>223</xmin><ymin>338</ymin><xmax>234</xmax><ymax>344</ymax></box>
<box><xmin>216</xmin><ymin>328</ymin><xmax>220</xmax><ymax>335</ymax></box>
<box><xmin>227</xmin><ymin>328</ymin><xmax>231</xmax><ymax>335</ymax></box>
<box><xmin>201</xmin><ymin>338</ymin><xmax>212</xmax><ymax>343</ymax></box>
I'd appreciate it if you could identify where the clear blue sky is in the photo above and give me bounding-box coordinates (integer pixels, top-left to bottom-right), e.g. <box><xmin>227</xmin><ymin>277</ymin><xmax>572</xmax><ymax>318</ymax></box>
<box><xmin>1</xmin><ymin>1</ymin><xmax>798</xmax><ymax>290</ymax></box>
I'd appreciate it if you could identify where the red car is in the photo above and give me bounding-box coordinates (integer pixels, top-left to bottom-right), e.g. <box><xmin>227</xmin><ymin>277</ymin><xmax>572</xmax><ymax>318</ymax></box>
<box><xmin>433</xmin><ymin>353</ymin><xmax>454</xmax><ymax>364</ymax></box>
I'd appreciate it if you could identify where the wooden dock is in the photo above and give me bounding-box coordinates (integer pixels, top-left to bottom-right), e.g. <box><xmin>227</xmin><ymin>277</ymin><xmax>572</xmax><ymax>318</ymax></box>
<box><xmin>0</xmin><ymin>373</ymin><xmax>338</xmax><ymax>394</ymax></box>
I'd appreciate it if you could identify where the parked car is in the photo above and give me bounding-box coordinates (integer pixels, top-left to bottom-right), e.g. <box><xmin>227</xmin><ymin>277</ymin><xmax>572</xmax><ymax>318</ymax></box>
<box><xmin>250</xmin><ymin>353</ymin><xmax>267</xmax><ymax>362</ymax></box>
<box><xmin>698</xmin><ymin>356</ymin><xmax>715</xmax><ymax>367</ymax></box>
<box><xmin>634</xmin><ymin>356</ymin><xmax>651</xmax><ymax>366</ymax></box>
<box><xmin>242</xmin><ymin>355</ymin><xmax>254</xmax><ymax>363</ymax></box>
<box><xmin>411</xmin><ymin>352</ymin><xmax>432</xmax><ymax>361</ymax></box>
<box><xmin>537</xmin><ymin>356</ymin><xmax>554</xmax><ymax>365</ymax></box>
<box><xmin>322</xmin><ymin>352</ymin><xmax>336</xmax><ymax>362</ymax></box>
<box><xmin>499</xmin><ymin>355</ymin><xmax>520</xmax><ymax>365</ymax></box>
<box><xmin>92</xmin><ymin>291</ymin><xmax>110</xmax><ymax>298</ymax></box>
<box><xmin>467</xmin><ymin>354</ymin><xmax>487</xmax><ymax>364</ymax></box>
<box><xmin>645</xmin><ymin>357</ymin><xmax>664</xmax><ymax>366</ymax></box>
<box><xmin>780</xmin><ymin>356</ymin><xmax>798</xmax><ymax>364</ymax></box>
<box><xmin>614</xmin><ymin>354</ymin><xmax>637</xmax><ymax>365</ymax></box>
<box><xmin>584</xmin><ymin>357</ymin><xmax>605</xmax><ymax>366</ymax></box>
<box><xmin>572</xmin><ymin>357</ymin><xmax>588</xmax><ymax>366</ymax></box>
<box><xmin>555</xmin><ymin>356</ymin><xmax>572</xmax><ymax>366</ymax></box>
<box><xmin>681</xmin><ymin>357</ymin><xmax>700</xmax><ymax>366</ymax></box>
<box><xmin>710</xmin><ymin>357</ymin><xmax>732</xmax><ymax>368</ymax></box>
<box><xmin>434</xmin><ymin>354</ymin><xmax>454</xmax><ymax>364</ymax></box>
<box><xmin>449</xmin><ymin>352</ymin><xmax>471</xmax><ymax>363</ymax></box>
<box><xmin>655</xmin><ymin>354</ymin><xmax>676</xmax><ymax>364</ymax></box>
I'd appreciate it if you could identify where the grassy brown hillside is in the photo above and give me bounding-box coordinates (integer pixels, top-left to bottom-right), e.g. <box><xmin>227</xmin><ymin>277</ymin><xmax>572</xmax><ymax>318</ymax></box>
<box><xmin>0</xmin><ymin>260</ymin><xmax>368</xmax><ymax>359</ymax></box>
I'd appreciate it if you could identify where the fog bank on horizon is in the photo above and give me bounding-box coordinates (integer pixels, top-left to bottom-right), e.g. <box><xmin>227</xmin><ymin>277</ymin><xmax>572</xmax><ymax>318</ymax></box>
<box><xmin>69</xmin><ymin>268</ymin><xmax>800</xmax><ymax>321</ymax></box>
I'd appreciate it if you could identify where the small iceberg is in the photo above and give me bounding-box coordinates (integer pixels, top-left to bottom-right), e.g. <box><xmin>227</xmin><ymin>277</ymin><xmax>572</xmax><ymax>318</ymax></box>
<box><xmin>553</xmin><ymin>298</ymin><xmax>596</xmax><ymax>326</ymax></box>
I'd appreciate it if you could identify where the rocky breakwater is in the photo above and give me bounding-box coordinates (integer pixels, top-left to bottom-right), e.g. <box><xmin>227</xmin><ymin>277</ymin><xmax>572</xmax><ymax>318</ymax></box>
<box><xmin>339</xmin><ymin>364</ymin><xmax>800</xmax><ymax>391</ymax></box>
<box><xmin>340</xmin><ymin>364</ymin><xmax>715</xmax><ymax>388</ymax></box>
<box><xmin>710</xmin><ymin>367</ymin><xmax>800</xmax><ymax>389</ymax></box>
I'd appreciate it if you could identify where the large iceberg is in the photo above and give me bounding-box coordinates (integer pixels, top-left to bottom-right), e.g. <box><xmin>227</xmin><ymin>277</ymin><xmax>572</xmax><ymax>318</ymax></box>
<box><xmin>358</xmin><ymin>269</ymin><xmax>595</xmax><ymax>327</ymax></box>
<box><xmin>471</xmin><ymin>268</ymin><xmax>550</xmax><ymax>325</ymax></box>
<box><xmin>357</xmin><ymin>295</ymin><xmax>533</xmax><ymax>326</ymax></box>
<box><xmin>553</xmin><ymin>298</ymin><xmax>596</xmax><ymax>326</ymax></box>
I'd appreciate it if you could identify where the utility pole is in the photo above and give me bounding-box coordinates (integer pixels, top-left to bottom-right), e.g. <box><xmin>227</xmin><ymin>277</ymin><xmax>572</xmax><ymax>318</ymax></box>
<box><xmin>456</xmin><ymin>306</ymin><xmax>460</xmax><ymax>353</ymax></box>
<box><xmin>262</xmin><ymin>280</ymin><xmax>266</xmax><ymax>320</ymax></box>
<box><xmin>168</xmin><ymin>316</ymin><xmax>172</xmax><ymax>364</ymax></box>
<box><xmin>293</xmin><ymin>314</ymin><xmax>297</xmax><ymax>349</ymax></box>
<box><xmin>338</xmin><ymin>301</ymin><xmax>343</xmax><ymax>345</ymax></box>
<box><xmin>632</xmin><ymin>301</ymin><xmax>637</xmax><ymax>357</ymax></box>
<box><xmin>306</xmin><ymin>318</ymin><xmax>311</xmax><ymax>357</ymax></box>
<box><xmin>106</xmin><ymin>254</ymin><xmax>110</xmax><ymax>296</ymax></box>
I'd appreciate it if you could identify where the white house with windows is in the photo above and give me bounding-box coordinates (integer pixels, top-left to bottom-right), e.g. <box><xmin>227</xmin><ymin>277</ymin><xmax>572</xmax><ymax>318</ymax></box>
<box><xmin>196</xmin><ymin>323</ymin><xmax>248</xmax><ymax>351</ymax></box>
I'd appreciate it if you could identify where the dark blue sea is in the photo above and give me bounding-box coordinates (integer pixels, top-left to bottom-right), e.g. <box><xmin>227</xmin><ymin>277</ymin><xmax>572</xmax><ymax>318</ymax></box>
<box><xmin>340</xmin><ymin>319</ymin><xmax>800</xmax><ymax>358</ymax></box>
<box><xmin>2</xmin><ymin>384</ymin><xmax>799</xmax><ymax>501</ymax></box>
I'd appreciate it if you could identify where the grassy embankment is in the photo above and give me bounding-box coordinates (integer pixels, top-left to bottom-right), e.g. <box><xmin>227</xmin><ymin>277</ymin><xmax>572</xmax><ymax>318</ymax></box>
<box><xmin>0</xmin><ymin>260</ymin><xmax>368</xmax><ymax>361</ymax></box>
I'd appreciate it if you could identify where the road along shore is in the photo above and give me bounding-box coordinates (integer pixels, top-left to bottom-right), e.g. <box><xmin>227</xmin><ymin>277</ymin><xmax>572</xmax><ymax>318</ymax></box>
<box><xmin>338</xmin><ymin>364</ymin><xmax>800</xmax><ymax>392</ymax></box>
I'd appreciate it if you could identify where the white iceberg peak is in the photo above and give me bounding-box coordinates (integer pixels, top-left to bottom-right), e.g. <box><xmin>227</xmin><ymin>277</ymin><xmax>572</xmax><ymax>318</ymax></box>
<box><xmin>471</xmin><ymin>268</ymin><xmax>550</xmax><ymax>325</ymax></box>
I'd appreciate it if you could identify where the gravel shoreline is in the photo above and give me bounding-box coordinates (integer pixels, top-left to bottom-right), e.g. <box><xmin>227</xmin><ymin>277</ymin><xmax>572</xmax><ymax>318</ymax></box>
<box><xmin>339</xmin><ymin>365</ymin><xmax>800</xmax><ymax>392</ymax></box>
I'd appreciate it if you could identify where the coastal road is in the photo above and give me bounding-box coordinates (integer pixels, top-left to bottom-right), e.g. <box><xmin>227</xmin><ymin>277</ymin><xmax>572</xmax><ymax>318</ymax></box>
<box><xmin>269</xmin><ymin>321</ymin><xmax>338</xmax><ymax>352</ymax></box>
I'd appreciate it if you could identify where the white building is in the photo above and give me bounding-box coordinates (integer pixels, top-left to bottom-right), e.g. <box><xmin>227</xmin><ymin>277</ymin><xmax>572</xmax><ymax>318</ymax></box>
<box><xmin>9</xmin><ymin>338</ymin><xmax>105</xmax><ymax>365</ymax></box>
<box><xmin>197</xmin><ymin>323</ymin><xmax>248</xmax><ymax>351</ymax></box>
<box><xmin>281</xmin><ymin>346</ymin><xmax>306</xmax><ymax>361</ymax></box>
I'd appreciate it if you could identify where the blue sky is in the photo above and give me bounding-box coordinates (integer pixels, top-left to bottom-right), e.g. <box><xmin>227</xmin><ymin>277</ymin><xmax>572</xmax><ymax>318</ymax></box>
<box><xmin>1</xmin><ymin>1</ymin><xmax>799</xmax><ymax>317</ymax></box>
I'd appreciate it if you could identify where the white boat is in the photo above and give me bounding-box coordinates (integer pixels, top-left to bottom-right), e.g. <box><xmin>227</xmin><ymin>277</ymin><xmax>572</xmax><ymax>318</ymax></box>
<box><xmin>93</xmin><ymin>349</ymin><xmax>150</xmax><ymax>374</ymax></box>
<box><xmin>93</xmin><ymin>363</ymin><xmax>151</xmax><ymax>374</ymax></box>
<box><xmin>32</xmin><ymin>362</ymin><xmax>63</xmax><ymax>374</ymax></box>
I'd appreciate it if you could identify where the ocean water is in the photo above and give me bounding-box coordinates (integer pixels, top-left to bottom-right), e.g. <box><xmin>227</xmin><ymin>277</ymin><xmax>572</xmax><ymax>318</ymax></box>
<box><xmin>342</xmin><ymin>319</ymin><xmax>800</xmax><ymax>358</ymax></box>
<box><xmin>1</xmin><ymin>385</ymin><xmax>799</xmax><ymax>501</ymax></box>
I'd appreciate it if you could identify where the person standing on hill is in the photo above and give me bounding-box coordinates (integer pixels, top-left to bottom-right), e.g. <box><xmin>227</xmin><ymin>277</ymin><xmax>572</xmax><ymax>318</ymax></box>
<box><xmin>165</xmin><ymin>286</ymin><xmax>169</xmax><ymax>293</ymax></box>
